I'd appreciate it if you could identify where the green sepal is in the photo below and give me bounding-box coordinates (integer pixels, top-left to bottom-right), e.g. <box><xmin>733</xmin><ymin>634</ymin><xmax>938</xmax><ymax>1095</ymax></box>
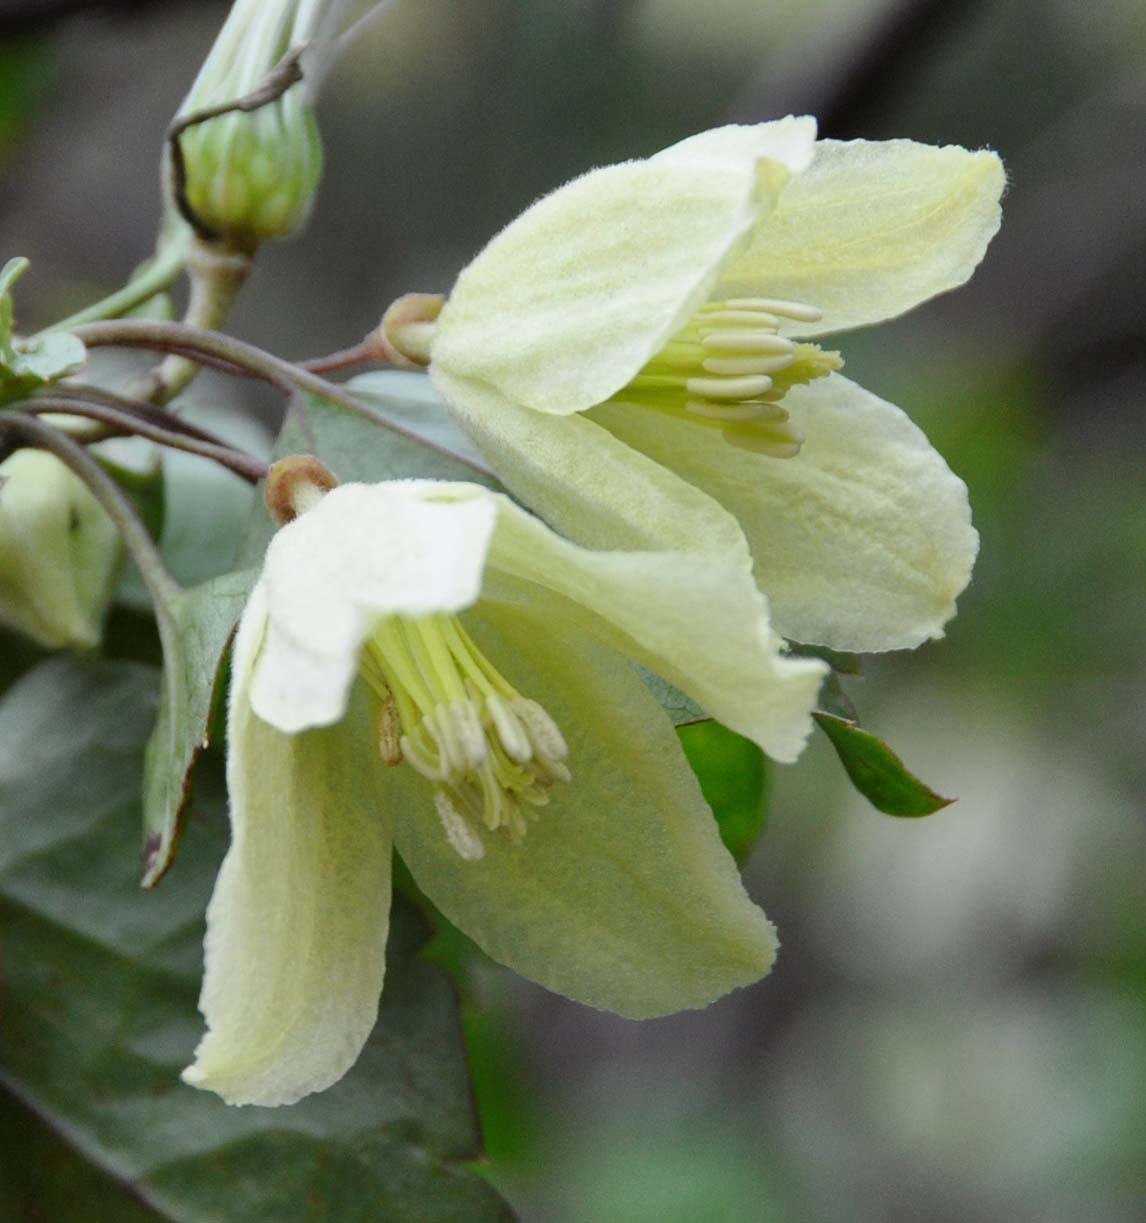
<box><xmin>813</xmin><ymin>710</ymin><xmax>954</xmax><ymax>817</ymax></box>
<box><xmin>141</xmin><ymin>568</ymin><xmax>257</xmax><ymax>887</ymax></box>
<box><xmin>0</xmin><ymin>257</ymin><xmax>86</xmax><ymax>400</ymax></box>
<box><xmin>678</xmin><ymin>720</ymin><xmax>769</xmax><ymax>863</ymax></box>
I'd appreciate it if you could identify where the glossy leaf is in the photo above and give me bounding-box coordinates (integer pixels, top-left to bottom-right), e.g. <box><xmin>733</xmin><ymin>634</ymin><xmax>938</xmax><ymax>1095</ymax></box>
<box><xmin>141</xmin><ymin>569</ymin><xmax>258</xmax><ymax>886</ymax></box>
<box><xmin>813</xmin><ymin>710</ymin><xmax>954</xmax><ymax>817</ymax></box>
<box><xmin>0</xmin><ymin>656</ymin><xmax>513</xmax><ymax>1223</ymax></box>
<box><xmin>678</xmin><ymin>720</ymin><xmax>769</xmax><ymax>863</ymax></box>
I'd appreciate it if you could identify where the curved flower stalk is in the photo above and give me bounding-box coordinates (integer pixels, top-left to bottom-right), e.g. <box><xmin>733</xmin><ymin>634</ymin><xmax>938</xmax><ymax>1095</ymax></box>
<box><xmin>417</xmin><ymin>117</ymin><xmax>1005</xmax><ymax>654</ymax></box>
<box><xmin>184</xmin><ymin>477</ymin><xmax>825</xmax><ymax>1106</ymax></box>
<box><xmin>0</xmin><ymin>449</ymin><xmax>121</xmax><ymax>650</ymax></box>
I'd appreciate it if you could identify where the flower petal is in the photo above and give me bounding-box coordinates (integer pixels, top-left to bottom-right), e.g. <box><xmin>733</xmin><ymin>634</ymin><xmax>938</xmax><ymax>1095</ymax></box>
<box><xmin>433</xmin><ymin>366</ymin><xmax>752</xmax><ymax>567</ymax></box>
<box><xmin>393</xmin><ymin>598</ymin><xmax>778</xmax><ymax>1017</ymax></box>
<box><xmin>183</xmin><ymin>586</ymin><xmax>394</xmax><ymax>1106</ymax></box>
<box><xmin>592</xmin><ymin>374</ymin><xmax>979</xmax><ymax>651</ymax></box>
<box><xmin>431</xmin><ymin>124</ymin><xmax>812</xmax><ymax>416</ymax></box>
<box><xmin>719</xmin><ymin>138</ymin><xmax>1005</xmax><ymax>336</ymax></box>
<box><xmin>252</xmin><ymin>482</ymin><xmax>497</xmax><ymax>731</ymax></box>
<box><xmin>485</xmin><ymin>492</ymin><xmax>826</xmax><ymax>763</ymax></box>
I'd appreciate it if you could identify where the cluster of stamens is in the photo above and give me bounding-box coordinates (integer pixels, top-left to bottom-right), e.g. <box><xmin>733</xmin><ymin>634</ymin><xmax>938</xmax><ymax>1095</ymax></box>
<box><xmin>615</xmin><ymin>297</ymin><xmax>842</xmax><ymax>457</ymax></box>
<box><xmin>360</xmin><ymin>613</ymin><xmax>570</xmax><ymax>860</ymax></box>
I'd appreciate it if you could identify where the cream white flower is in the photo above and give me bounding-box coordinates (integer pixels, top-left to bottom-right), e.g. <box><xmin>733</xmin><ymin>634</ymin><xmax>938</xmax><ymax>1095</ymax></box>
<box><xmin>183</xmin><ymin>479</ymin><xmax>825</xmax><ymax>1106</ymax></box>
<box><xmin>422</xmin><ymin>118</ymin><xmax>1004</xmax><ymax>653</ymax></box>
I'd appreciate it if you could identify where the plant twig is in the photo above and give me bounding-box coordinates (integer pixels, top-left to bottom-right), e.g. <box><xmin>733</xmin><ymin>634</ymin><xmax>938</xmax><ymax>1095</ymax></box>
<box><xmin>71</xmin><ymin>319</ymin><xmax>492</xmax><ymax>475</ymax></box>
<box><xmin>22</xmin><ymin>396</ymin><xmax>268</xmax><ymax>484</ymax></box>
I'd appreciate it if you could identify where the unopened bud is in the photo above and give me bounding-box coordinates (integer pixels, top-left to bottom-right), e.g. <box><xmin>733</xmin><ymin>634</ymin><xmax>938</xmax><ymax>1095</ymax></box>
<box><xmin>0</xmin><ymin>450</ymin><xmax>121</xmax><ymax>650</ymax></box>
<box><xmin>172</xmin><ymin>1</ymin><xmax>343</xmax><ymax>250</ymax></box>
<box><xmin>264</xmin><ymin>454</ymin><xmax>338</xmax><ymax>525</ymax></box>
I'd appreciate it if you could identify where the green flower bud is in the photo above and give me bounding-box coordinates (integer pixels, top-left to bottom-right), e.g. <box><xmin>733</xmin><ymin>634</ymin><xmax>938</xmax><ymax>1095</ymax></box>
<box><xmin>173</xmin><ymin>0</ymin><xmax>350</xmax><ymax>250</ymax></box>
<box><xmin>0</xmin><ymin>450</ymin><xmax>121</xmax><ymax>650</ymax></box>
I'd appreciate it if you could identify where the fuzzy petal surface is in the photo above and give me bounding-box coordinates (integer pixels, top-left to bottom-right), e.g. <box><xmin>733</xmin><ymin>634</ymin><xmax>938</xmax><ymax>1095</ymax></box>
<box><xmin>431</xmin><ymin>123</ymin><xmax>814</xmax><ymax>416</ymax></box>
<box><xmin>393</xmin><ymin>595</ymin><xmax>778</xmax><ymax>1017</ymax></box>
<box><xmin>485</xmin><ymin>496</ymin><xmax>825</xmax><ymax>763</ymax></box>
<box><xmin>252</xmin><ymin>481</ymin><xmax>497</xmax><ymax>732</ymax></box>
<box><xmin>719</xmin><ymin>138</ymin><xmax>1005</xmax><ymax>337</ymax></box>
<box><xmin>593</xmin><ymin>374</ymin><xmax>979</xmax><ymax>651</ymax></box>
<box><xmin>433</xmin><ymin>366</ymin><xmax>752</xmax><ymax>567</ymax></box>
<box><xmin>183</xmin><ymin>586</ymin><xmax>394</xmax><ymax>1106</ymax></box>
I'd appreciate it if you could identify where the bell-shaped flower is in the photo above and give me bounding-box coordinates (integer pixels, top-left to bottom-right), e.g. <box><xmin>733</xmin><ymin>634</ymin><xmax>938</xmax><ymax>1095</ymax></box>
<box><xmin>183</xmin><ymin>478</ymin><xmax>825</xmax><ymax>1106</ymax></box>
<box><xmin>0</xmin><ymin>449</ymin><xmax>121</xmax><ymax>650</ymax></box>
<box><xmin>419</xmin><ymin>117</ymin><xmax>1004</xmax><ymax>653</ymax></box>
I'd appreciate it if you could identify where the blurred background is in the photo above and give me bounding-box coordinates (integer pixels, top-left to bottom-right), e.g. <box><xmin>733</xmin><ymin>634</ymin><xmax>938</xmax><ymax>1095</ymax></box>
<box><xmin>1</xmin><ymin>0</ymin><xmax>1144</xmax><ymax>1219</ymax></box>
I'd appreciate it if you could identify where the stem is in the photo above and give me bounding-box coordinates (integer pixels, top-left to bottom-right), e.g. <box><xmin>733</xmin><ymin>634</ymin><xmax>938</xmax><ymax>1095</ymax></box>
<box><xmin>299</xmin><ymin>337</ymin><xmax>380</xmax><ymax>374</ymax></box>
<box><xmin>0</xmin><ymin>413</ymin><xmax>180</xmax><ymax>608</ymax></box>
<box><xmin>23</xmin><ymin>396</ymin><xmax>268</xmax><ymax>484</ymax></box>
<box><xmin>48</xmin><ymin>238</ymin><xmax>188</xmax><ymax>332</ymax></box>
<box><xmin>71</xmin><ymin>319</ymin><xmax>493</xmax><ymax>476</ymax></box>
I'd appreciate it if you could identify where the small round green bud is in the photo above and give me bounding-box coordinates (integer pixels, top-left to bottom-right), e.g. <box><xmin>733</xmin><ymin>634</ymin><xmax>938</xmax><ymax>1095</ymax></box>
<box><xmin>0</xmin><ymin>450</ymin><xmax>121</xmax><ymax>650</ymax></box>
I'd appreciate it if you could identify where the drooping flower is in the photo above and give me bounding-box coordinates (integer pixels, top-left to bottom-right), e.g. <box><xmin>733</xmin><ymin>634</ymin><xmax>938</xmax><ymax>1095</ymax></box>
<box><xmin>0</xmin><ymin>449</ymin><xmax>121</xmax><ymax>650</ymax></box>
<box><xmin>183</xmin><ymin>476</ymin><xmax>825</xmax><ymax>1106</ymax></box>
<box><xmin>401</xmin><ymin>117</ymin><xmax>1004</xmax><ymax>654</ymax></box>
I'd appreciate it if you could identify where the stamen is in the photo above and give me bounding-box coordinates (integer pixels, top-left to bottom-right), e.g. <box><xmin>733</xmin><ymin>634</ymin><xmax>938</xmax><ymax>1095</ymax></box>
<box><xmin>723</xmin><ymin>297</ymin><xmax>824</xmax><ymax>322</ymax></box>
<box><xmin>377</xmin><ymin>694</ymin><xmax>403</xmax><ymax>765</ymax></box>
<box><xmin>607</xmin><ymin>293</ymin><xmax>837</xmax><ymax>461</ymax></box>
<box><xmin>434</xmin><ymin>791</ymin><xmax>485</xmax><ymax>861</ymax></box>
<box><xmin>685</xmin><ymin>374</ymin><xmax>773</xmax><ymax>401</ymax></box>
<box><xmin>363</xmin><ymin>613</ymin><xmax>569</xmax><ymax>854</ymax></box>
<box><xmin>700</xmin><ymin>332</ymin><xmax>794</xmax><ymax>354</ymax></box>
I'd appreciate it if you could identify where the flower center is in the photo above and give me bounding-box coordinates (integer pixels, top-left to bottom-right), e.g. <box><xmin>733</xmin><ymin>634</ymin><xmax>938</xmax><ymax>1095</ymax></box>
<box><xmin>612</xmin><ymin>297</ymin><xmax>842</xmax><ymax>457</ymax></box>
<box><xmin>360</xmin><ymin>612</ymin><xmax>570</xmax><ymax>860</ymax></box>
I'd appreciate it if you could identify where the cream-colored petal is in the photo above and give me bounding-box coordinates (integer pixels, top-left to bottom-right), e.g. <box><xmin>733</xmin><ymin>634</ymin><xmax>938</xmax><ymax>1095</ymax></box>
<box><xmin>653</xmin><ymin>115</ymin><xmax>816</xmax><ymax>175</ymax></box>
<box><xmin>719</xmin><ymin>138</ymin><xmax>1005</xmax><ymax>336</ymax></box>
<box><xmin>593</xmin><ymin>374</ymin><xmax>979</xmax><ymax>652</ymax></box>
<box><xmin>431</xmin><ymin>130</ymin><xmax>802</xmax><ymax>416</ymax></box>
<box><xmin>484</xmin><ymin>493</ymin><xmax>825</xmax><ymax>764</ymax></box>
<box><xmin>252</xmin><ymin>481</ymin><xmax>497</xmax><ymax>731</ymax></box>
<box><xmin>433</xmin><ymin>367</ymin><xmax>752</xmax><ymax>567</ymax></box>
<box><xmin>183</xmin><ymin>587</ymin><xmax>394</xmax><ymax>1107</ymax></box>
<box><xmin>393</xmin><ymin>597</ymin><xmax>778</xmax><ymax>1017</ymax></box>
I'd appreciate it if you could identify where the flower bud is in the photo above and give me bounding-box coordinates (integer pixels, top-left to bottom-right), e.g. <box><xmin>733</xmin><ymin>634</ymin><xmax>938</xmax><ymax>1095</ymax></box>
<box><xmin>173</xmin><ymin>0</ymin><xmax>349</xmax><ymax>250</ymax></box>
<box><xmin>0</xmin><ymin>450</ymin><xmax>121</xmax><ymax>650</ymax></box>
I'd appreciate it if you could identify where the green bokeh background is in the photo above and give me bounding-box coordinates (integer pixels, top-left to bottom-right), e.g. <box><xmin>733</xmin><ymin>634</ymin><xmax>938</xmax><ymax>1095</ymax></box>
<box><xmin>2</xmin><ymin>1</ymin><xmax>1144</xmax><ymax>1219</ymax></box>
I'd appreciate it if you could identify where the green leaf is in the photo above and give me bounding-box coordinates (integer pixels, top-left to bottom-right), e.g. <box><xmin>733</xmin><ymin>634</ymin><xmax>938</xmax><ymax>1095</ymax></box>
<box><xmin>0</xmin><ymin>657</ymin><xmax>514</xmax><ymax>1222</ymax></box>
<box><xmin>677</xmin><ymin>720</ymin><xmax>769</xmax><ymax>862</ymax></box>
<box><xmin>240</xmin><ymin>389</ymin><xmax>501</xmax><ymax>566</ymax></box>
<box><xmin>0</xmin><ymin>257</ymin><xmax>86</xmax><ymax>399</ymax></box>
<box><xmin>141</xmin><ymin>570</ymin><xmax>257</xmax><ymax>887</ymax></box>
<box><xmin>813</xmin><ymin>710</ymin><xmax>954</xmax><ymax>817</ymax></box>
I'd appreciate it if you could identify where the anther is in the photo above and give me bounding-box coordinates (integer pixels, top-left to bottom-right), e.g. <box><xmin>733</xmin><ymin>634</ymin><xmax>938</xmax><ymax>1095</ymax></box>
<box><xmin>701</xmin><ymin>354</ymin><xmax>795</xmax><ymax>376</ymax></box>
<box><xmin>723</xmin><ymin>297</ymin><xmax>823</xmax><ymax>322</ymax></box>
<box><xmin>686</xmin><ymin>401</ymin><xmax>785</xmax><ymax>422</ymax></box>
<box><xmin>377</xmin><ymin>695</ymin><xmax>403</xmax><ymax>766</ymax></box>
<box><xmin>700</xmin><ymin>332</ymin><xmax>795</xmax><ymax>354</ymax></box>
<box><xmin>434</xmin><ymin>791</ymin><xmax>485</xmax><ymax>861</ymax></box>
<box><xmin>685</xmin><ymin>374</ymin><xmax>773</xmax><ymax>401</ymax></box>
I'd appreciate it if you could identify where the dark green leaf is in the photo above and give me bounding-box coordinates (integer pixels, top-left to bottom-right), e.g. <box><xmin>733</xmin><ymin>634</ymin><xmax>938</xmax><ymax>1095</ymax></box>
<box><xmin>813</xmin><ymin>711</ymin><xmax>954</xmax><ymax>817</ymax></box>
<box><xmin>141</xmin><ymin>570</ymin><xmax>257</xmax><ymax>887</ymax></box>
<box><xmin>0</xmin><ymin>257</ymin><xmax>85</xmax><ymax>399</ymax></box>
<box><xmin>0</xmin><ymin>657</ymin><xmax>514</xmax><ymax>1222</ymax></box>
<box><xmin>678</xmin><ymin>720</ymin><xmax>769</xmax><ymax>862</ymax></box>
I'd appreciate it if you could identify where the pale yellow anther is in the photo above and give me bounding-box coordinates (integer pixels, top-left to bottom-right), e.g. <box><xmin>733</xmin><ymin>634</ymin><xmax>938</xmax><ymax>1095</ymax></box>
<box><xmin>724</xmin><ymin>297</ymin><xmax>824</xmax><ymax>322</ymax></box>
<box><xmin>685</xmin><ymin>374</ymin><xmax>773</xmax><ymax>401</ymax></box>
<box><xmin>362</xmin><ymin>612</ymin><xmax>569</xmax><ymax>854</ymax></box>
<box><xmin>700</xmin><ymin>332</ymin><xmax>795</xmax><ymax>354</ymax></box>
<box><xmin>701</xmin><ymin>354</ymin><xmax>795</xmax><ymax>376</ymax></box>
